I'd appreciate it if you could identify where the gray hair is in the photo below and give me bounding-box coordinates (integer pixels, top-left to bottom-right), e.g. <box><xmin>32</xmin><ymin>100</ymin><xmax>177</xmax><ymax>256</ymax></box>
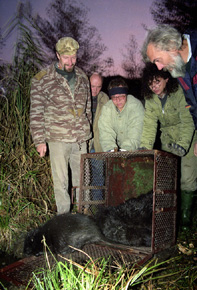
<box><xmin>141</xmin><ymin>25</ymin><xmax>182</xmax><ymax>62</ymax></box>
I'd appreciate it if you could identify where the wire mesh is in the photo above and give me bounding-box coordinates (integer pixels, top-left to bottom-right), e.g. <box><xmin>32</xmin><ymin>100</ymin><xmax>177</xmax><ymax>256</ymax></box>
<box><xmin>0</xmin><ymin>150</ymin><xmax>178</xmax><ymax>288</ymax></box>
<box><xmin>78</xmin><ymin>150</ymin><xmax>178</xmax><ymax>254</ymax></box>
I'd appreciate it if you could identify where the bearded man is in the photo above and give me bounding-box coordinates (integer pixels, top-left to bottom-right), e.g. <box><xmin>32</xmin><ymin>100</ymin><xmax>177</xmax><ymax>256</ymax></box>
<box><xmin>141</xmin><ymin>25</ymin><xmax>197</xmax><ymax>231</ymax></box>
<box><xmin>30</xmin><ymin>37</ymin><xmax>92</xmax><ymax>214</ymax></box>
<box><xmin>141</xmin><ymin>25</ymin><xmax>197</xmax><ymax>156</ymax></box>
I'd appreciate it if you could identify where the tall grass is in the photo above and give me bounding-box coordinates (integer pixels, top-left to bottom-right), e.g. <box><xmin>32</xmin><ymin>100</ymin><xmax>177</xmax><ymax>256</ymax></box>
<box><xmin>0</xmin><ymin>10</ymin><xmax>55</xmax><ymax>254</ymax></box>
<box><xmin>26</xmin><ymin>253</ymin><xmax>197</xmax><ymax>289</ymax></box>
<box><xmin>0</xmin><ymin>6</ymin><xmax>196</xmax><ymax>290</ymax></box>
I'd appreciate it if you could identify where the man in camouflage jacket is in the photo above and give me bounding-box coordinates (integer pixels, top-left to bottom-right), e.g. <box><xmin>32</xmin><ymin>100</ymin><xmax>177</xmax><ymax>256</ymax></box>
<box><xmin>30</xmin><ymin>37</ymin><xmax>92</xmax><ymax>214</ymax></box>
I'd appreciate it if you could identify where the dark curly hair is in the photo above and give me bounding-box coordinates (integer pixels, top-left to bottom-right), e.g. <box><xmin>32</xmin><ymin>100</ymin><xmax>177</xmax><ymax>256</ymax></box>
<box><xmin>141</xmin><ymin>62</ymin><xmax>179</xmax><ymax>99</ymax></box>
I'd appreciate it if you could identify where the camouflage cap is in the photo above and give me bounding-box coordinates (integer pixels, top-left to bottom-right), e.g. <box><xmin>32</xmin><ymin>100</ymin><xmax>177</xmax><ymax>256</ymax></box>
<box><xmin>56</xmin><ymin>37</ymin><xmax>79</xmax><ymax>55</ymax></box>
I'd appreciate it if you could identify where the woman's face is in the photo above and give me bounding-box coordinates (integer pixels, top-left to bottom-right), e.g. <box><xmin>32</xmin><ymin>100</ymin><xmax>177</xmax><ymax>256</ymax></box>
<box><xmin>148</xmin><ymin>77</ymin><xmax>168</xmax><ymax>97</ymax></box>
<box><xmin>111</xmin><ymin>94</ymin><xmax>127</xmax><ymax>111</ymax></box>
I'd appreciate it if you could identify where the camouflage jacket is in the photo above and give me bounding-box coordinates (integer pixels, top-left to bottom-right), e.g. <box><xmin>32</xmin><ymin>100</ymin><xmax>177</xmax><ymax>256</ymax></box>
<box><xmin>30</xmin><ymin>63</ymin><xmax>92</xmax><ymax>147</ymax></box>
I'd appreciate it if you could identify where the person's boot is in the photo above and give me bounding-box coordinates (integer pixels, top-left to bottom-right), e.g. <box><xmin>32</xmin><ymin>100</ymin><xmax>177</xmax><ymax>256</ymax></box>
<box><xmin>181</xmin><ymin>190</ymin><xmax>195</xmax><ymax>231</ymax></box>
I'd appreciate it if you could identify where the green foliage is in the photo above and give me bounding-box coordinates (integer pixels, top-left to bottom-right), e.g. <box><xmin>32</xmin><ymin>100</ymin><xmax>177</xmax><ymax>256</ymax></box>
<box><xmin>26</xmin><ymin>253</ymin><xmax>197</xmax><ymax>289</ymax></box>
<box><xmin>0</xmin><ymin>3</ymin><xmax>196</xmax><ymax>290</ymax></box>
<box><xmin>0</xmin><ymin>6</ymin><xmax>55</xmax><ymax>254</ymax></box>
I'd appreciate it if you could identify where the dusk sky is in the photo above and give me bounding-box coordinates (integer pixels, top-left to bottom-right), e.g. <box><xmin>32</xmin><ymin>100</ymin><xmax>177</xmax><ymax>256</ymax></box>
<box><xmin>0</xmin><ymin>0</ymin><xmax>155</xmax><ymax>75</ymax></box>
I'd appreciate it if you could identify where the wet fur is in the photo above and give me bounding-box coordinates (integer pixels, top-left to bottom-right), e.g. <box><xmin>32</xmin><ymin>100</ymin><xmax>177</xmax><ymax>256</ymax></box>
<box><xmin>24</xmin><ymin>192</ymin><xmax>152</xmax><ymax>256</ymax></box>
<box><xmin>24</xmin><ymin>213</ymin><xmax>108</xmax><ymax>256</ymax></box>
<box><xmin>95</xmin><ymin>191</ymin><xmax>153</xmax><ymax>247</ymax></box>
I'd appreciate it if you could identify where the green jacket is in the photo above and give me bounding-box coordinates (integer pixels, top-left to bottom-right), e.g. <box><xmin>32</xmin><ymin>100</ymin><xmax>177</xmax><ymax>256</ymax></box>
<box><xmin>140</xmin><ymin>86</ymin><xmax>196</xmax><ymax>157</ymax></box>
<box><xmin>98</xmin><ymin>95</ymin><xmax>144</xmax><ymax>152</ymax></box>
<box><xmin>89</xmin><ymin>91</ymin><xmax>109</xmax><ymax>152</ymax></box>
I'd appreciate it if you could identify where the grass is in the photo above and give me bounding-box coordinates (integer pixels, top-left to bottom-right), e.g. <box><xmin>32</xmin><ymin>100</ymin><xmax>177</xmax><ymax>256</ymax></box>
<box><xmin>0</xmin><ymin>19</ymin><xmax>56</xmax><ymax>251</ymax></box>
<box><xmin>28</xmin><ymin>214</ymin><xmax>196</xmax><ymax>289</ymax></box>
<box><xmin>0</xmin><ymin>10</ymin><xmax>196</xmax><ymax>290</ymax></box>
<box><xmin>19</xmin><ymin>244</ymin><xmax>197</xmax><ymax>289</ymax></box>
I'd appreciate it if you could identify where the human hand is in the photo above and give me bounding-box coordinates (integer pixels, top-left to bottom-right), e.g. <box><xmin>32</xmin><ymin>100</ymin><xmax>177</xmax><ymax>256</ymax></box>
<box><xmin>167</xmin><ymin>143</ymin><xmax>186</xmax><ymax>157</ymax></box>
<box><xmin>194</xmin><ymin>141</ymin><xmax>197</xmax><ymax>157</ymax></box>
<box><xmin>36</xmin><ymin>143</ymin><xmax>47</xmax><ymax>157</ymax></box>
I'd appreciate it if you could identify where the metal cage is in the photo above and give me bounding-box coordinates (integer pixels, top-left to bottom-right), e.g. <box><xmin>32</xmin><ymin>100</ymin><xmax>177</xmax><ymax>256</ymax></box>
<box><xmin>0</xmin><ymin>150</ymin><xmax>178</xmax><ymax>288</ymax></box>
<box><xmin>78</xmin><ymin>150</ymin><xmax>178</xmax><ymax>254</ymax></box>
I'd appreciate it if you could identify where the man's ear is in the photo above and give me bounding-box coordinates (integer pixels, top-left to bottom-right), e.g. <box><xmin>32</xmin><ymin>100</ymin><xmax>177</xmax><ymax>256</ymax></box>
<box><xmin>56</xmin><ymin>52</ymin><xmax>60</xmax><ymax>60</ymax></box>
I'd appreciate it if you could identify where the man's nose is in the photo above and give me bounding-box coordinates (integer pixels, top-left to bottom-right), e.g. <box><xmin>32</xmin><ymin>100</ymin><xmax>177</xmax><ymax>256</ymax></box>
<box><xmin>68</xmin><ymin>58</ymin><xmax>73</xmax><ymax>65</ymax></box>
<box><xmin>156</xmin><ymin>62</ymin><xmax>165</xmax><ymax>70</ymax></box>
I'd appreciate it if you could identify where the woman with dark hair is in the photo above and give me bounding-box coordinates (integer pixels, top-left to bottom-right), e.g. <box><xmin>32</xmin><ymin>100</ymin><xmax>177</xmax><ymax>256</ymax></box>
<box><xmin>140</xmin><ymin>62</ymin><xmax>197</xmax><ymax>232</ymax></box>
<box><xmin>141</xmin><ymin>62</ymin><xmax>179</xmax><ymax>99</ymax></box>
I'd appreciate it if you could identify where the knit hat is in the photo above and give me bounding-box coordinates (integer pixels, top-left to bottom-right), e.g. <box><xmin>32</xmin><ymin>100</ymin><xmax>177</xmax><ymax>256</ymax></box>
<box><xmin>56</xmin><ymin>37</ymin><xmax>79</xmax><ymax>55</ymax></box>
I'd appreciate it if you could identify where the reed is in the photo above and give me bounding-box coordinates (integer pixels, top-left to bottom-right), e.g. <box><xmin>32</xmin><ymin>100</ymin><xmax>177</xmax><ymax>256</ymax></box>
<box><xmin>0</xmin><ymin>13</ymin><xmax>54</xmax><ymax>253</ymax></box>
<box><xmin>0</xmin><ymin>9</ymin><xmax>196</xmax><ymax>290</ymax></box>
<box><xmin>27</xmin><ymin>253</ymin><xmax>197</xmax><ymax>289</ymax></box>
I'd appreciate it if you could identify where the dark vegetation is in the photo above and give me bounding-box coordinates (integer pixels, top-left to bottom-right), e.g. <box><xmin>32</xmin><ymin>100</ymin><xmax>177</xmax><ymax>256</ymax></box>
<box><xmin>0</xmin><ymin>53</ymin><xmax>196</xmax><ymax>290</ymax></box>
<box><xmin>0</xmin><ymin>0</ymin><xmax>196</xmax><ymax>288</ymax></box>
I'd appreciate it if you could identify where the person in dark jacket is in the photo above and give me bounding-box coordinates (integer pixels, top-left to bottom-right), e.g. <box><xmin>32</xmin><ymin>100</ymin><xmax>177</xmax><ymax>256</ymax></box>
<box><xmin>141</xmin><ymin>24</ymin><xmax>197</xmax><ymax>157</ymax></box>
<box><xmin>140</xmin><ymin>63</ymin><xmax>197</xmax><ymax>231</ymax></box>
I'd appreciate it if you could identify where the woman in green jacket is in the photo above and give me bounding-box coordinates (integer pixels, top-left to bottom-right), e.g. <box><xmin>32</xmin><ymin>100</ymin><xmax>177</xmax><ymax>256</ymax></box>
<box><xmin>140</xmin><ymin>62</ymin><xmax>197</xmax><ymax>231</ymax></box>
<box><xmin>98</xmin><ymin>77</ymin><xmax>144</xmax><ymax>152</ymax></box>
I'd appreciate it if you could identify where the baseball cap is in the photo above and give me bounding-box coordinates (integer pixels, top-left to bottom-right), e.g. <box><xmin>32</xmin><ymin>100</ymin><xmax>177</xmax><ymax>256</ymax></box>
<box><xmin>56</xmin><ymin>37</ymin><xmax>79</xmax><ymax>55</ymax></box>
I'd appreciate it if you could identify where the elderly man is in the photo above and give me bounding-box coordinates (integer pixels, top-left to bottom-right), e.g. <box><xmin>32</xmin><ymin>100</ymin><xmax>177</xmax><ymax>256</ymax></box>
<box><xmin>141</xmin><ymin>25</ymin><xmax>197</xmax><ymax>231</ymax></box>
<box><xmin>89</xmin><ymin>73</ymin><xmax>109</xmax><ymax>152</ymax></box>
<box><xmin>30</xmin><ymin>37</ymin><xmax>92</xmax><ymax>214</ymax></box>
<box><xmin>88</xmin><ymin>73</ymin><xmax>109</xmax><ymax>200</ymax></box>
<box><xmin>141</xmin><ymin>24</ymin><xmax>197</xmax><ymax>157</ymax></box>
<box><xmin>98</xmin><ymin>77</ymin><xmax>144</xmax><ymax>152</ymax></box>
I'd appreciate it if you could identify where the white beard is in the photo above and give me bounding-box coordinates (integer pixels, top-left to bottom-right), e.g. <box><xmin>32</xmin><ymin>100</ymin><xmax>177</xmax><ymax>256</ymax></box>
<box><xmin>164</xmin><ymin>53</ymin><xmax>186</xmax><ymax>78</ymax></box>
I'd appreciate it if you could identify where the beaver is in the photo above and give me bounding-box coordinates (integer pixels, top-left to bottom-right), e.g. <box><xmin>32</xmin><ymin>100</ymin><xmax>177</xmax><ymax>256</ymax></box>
<box><xmin>95</xmin><ymin>191</ymin><xmax>153</xmax><ymax>247</ymax></box>
<box><xmin>24</xmin><ymin>191</ymin><xmax>153</xmax><ymax>256</ymax></box>
<box><xmin>23</xmin><ymin>212</ymin><xmax>130</xmax><ymax>256</ymax></box>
